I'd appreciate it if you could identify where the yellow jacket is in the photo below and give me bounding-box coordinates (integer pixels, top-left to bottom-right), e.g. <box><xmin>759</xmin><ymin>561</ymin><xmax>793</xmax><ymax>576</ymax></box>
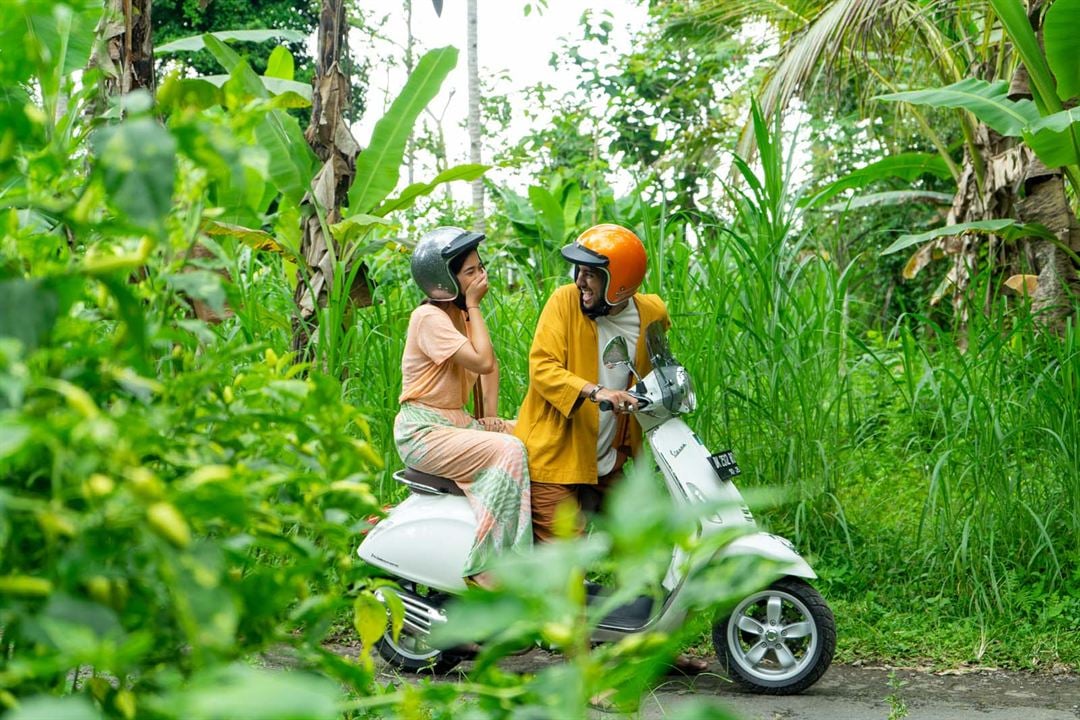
<box><xmin>514</xmin><ymin>284</ymin><xmax>670</xmax><ymax>485</ymax></box>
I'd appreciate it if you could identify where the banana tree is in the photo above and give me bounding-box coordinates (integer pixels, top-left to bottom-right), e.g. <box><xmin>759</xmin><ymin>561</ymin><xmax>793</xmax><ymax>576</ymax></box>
<box><xmin>671</xmin><ymin>0</ymin><xmax>1080</xmax><ymax>333</ymax></box>
<box><xmin>89</xmin><ymin>0</ymin><xmax>154</xmax><ymax>101</ymax></box>
<box><xmin>874</xmin><ymin>0</ymin><xmax>1080</xmax><ymax>332</ymax></box>
<box><xmin>290</xmin><ymin>0</ymin><xmax>486</xmax><ymax>359</ymax></box>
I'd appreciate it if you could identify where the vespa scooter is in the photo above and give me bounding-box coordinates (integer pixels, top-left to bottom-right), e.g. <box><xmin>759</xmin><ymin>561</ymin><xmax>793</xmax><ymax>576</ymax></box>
<box><xmin>357</xmin><ymin>321</ymin><xmax>835</xmax><ymax>693</ymax></box>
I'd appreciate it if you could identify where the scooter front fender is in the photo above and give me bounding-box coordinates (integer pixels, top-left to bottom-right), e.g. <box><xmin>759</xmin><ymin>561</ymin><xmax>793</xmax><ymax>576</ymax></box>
<box><xmin>718</xmin><ymin>532</ymin><xmax>816</xmax><ymax>579</ymax></box>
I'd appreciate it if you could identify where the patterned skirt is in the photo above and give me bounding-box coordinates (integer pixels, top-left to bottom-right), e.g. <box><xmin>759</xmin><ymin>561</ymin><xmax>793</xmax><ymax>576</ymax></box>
<box><xmin>394</xmin><ymin>402</ymin><xmax>532</xmax><ymax>576</ymax></box>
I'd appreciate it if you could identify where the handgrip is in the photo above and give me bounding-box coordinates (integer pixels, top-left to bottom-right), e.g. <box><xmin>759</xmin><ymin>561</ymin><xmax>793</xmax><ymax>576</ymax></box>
<box><xmin>599</xmin><ymin>400</ymin><xmax>613</xmax><ymax>411</ymax></box>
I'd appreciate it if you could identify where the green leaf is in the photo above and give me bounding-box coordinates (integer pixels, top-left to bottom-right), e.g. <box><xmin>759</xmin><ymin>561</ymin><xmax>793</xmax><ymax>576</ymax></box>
<box><xmin>266</xmin><ymin>46</ymin><xmax>295</xmax><ymax>81</ymax></box>
<box><xmin>876</xmin><ymin>79</ymin><xmax>1040</xmax><ymax>137</ymax></box>
<box><xmin>212</xmin><ymin>38</ymin><xmax>267</xmax><ymax>100</ymax></box>
<box><xmin>882</xmin><ymin>219</ymin><xmax>1057</xmax><ymax>256</ymax></box>
<box><xmin>167</xmin><ymin>272</ymin><xmax>227</xmax><ymax>316</ymax></box>
<box><xmin>353</xmin><ymin>592</ymin><xmax>387</xmax><ymax>650</ymax></box>
<box><xmin>253</xmin><ymin>110</ymin><xmax>317</xmax><ymax>205</ymax></box>
<box><xmin>988</xmin><ymin>0</ymin><xmax>1063</xmax><ymax>114</ymax></box>
<box><xmin>372</xmin><ymin>164</ymin><xmax>489</xmax><ymax>216</ymax></box>
<box><xmin>1044</xmin><ymin>0</ymin><xmax>1080</xmax><ymax>102</ymax></box>
<box><xmin>169</xmin><ymin>665</ymin><xmax>340</xmax><ymax>720</ymax></box>
<box><xmin>98</xmin><ymin>276</ymin><xmax>149</xmax><ymax>370</ymax></box>
<box><xmin>0</xmin><ymin>276</ymin><xmax>83</xmax><ymax>352</ymax></box>
<box><xmin>349</xmin><ymin>47</ymin><xmax>459</xmax><ymax>214</ymax></box>
<box><xmin>803</xmin><ymin>153</ymin><xmax>953</xmax><ymax>209</ymax></box>
<box><xmin>0</xmin><ymin>420</ymin><xmax>30</xmax><ymax>458</ymax></box>
<box><xmin>562</xmin><ymin>183</ymin><xmax>582</xmax><ymax>229</ymax></box>
<box><xmin>91</xmin><ymin>118</ymin><xmax>177</xmax><ymax>232</ymax></box>
<box><xmin>155</xmin><ymin>29</ymin><xmax>307</xmax><ymax>55</ymax></box>
<box><xmin>825</xmin><ymin>190</ymin><xmax>954</xmax><ymax>212</ymax></box>
<box><xmin>4</xmin><ymin>697</ymin><xmax>101</xmax><ymax>720</ymax></box>
<box><xmin>200</xmin><ymin>74</ymin><xmax>312</xmax><ymax>102</ymax></box>
<box><xmin>529</xmin><ymin>185</ymin><xmax>566</xmax><ymax>244</ymax></box>
<box><xmin>329</xmin><ymin>214</ymin><xmax>392</xmax><ymax>246</ymax></box>
<box><xmin>201</xmin><ymin>34</ymin><xmax>249</xmax><ymax>78</ymax></box>
<box><xmin>24</xmin><ymin>4</ymin><xmax>96</xmax><ymax>84</ymax></box>
<box><xmin>1023</xmin><ymin>107</ymin><xmax>1080</xmax><ymax>167</ymax></box>
<box><xmin>157</xmin><ymin>75</ymin><xmax>223</xmax><ymax>112</ymax></box>
<box><xmin>381</xmin><ymin>588</ymin><xmax>405</xmax><ymax>643</ymax></box>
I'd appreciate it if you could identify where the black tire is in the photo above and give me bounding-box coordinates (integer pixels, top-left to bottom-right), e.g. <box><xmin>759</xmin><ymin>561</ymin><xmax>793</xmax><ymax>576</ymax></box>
<box><xmin>376</xmin><ymin>629</ymin><xmax>464</xmax><ymax>674</ymax></box>
<box><xmin>712</xmin><ymin>576</ymin><xmax>835</xmax><ymax>694</ymax></box>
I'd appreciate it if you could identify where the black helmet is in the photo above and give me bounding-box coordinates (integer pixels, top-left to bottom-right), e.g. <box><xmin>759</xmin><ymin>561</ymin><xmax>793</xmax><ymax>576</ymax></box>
<box><xmin>410</xmin><ymin>226</ymin><xmax>485</xmax><ymax>301</ymax></box>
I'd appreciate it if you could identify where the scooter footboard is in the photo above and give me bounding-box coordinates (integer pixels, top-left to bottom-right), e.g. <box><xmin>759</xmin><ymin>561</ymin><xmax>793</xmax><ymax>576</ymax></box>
<box><xmin>718</xmin><ymin>532</ymin><xmax>816</xmax><ymax>579</ymax></box>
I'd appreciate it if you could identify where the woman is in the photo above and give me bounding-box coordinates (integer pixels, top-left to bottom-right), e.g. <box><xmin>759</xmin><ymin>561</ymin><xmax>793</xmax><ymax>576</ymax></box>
<box><xmin>394</xmin><ymin>226</ymin><xmax>532</xmax><ymax>588</ymax></box>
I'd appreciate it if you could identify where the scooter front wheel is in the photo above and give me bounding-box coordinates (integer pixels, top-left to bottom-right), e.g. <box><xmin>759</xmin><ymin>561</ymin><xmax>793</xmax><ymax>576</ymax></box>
<box><xmin>376</xmin><ymin>629</ymin><xmax>464</xmax><ymax>675</ymax></box>
<box><xmin>712</xmin><ymin>576</ymin><xmax>835</xmax><ymax>694</ymax></box>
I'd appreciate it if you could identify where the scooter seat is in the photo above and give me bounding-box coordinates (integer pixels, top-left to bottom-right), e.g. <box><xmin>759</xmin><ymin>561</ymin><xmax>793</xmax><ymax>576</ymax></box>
<box><xmin>399</xmin><ymin>467</ymin><xmax>466</xmax><ymax>496</ymax></box>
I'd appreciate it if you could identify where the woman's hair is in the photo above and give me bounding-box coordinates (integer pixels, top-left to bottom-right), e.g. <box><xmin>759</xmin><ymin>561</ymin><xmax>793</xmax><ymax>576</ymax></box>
<box><xmin>448</xmin><ymin>248</ymin><xmax>479</xmax><ymax>276</ymax></box>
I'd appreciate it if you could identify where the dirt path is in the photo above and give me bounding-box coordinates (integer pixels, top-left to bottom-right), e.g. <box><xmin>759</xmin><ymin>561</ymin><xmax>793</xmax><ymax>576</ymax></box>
<box><xmin>635</xmin><ymin>661</ymin><xmax>1080</xmax><ymax>719</ymax></box>
<box><xmin>410</xmin><ymin>649</ymin><xmax>1080</xmax><ymax>719</ymax></box>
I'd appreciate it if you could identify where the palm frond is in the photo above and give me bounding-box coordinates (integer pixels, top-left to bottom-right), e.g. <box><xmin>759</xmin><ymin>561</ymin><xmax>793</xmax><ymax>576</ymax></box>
<box><xmin>665</xmin><ymin>0</ymin><xmax>828</xmax><ymax>41</ymax></box>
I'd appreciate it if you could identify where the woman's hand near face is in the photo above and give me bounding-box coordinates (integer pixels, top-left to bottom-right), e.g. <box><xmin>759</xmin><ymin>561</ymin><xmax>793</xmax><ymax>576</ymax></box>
<box><xmin>464</xmin><ymin>267</ymin><xmax>489</xmax><ymax>307</ymax></box>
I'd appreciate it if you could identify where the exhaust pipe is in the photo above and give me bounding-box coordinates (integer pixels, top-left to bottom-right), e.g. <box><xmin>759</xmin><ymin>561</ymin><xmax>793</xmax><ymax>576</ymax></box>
<box><xmin>375</xmin><ymin>588</ymin><xmax>448</xmax><ymax>638</ymax></box>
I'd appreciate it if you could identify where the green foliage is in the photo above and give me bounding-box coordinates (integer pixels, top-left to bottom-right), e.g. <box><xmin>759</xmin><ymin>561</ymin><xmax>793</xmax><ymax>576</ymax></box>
<box><xmin>153</xmin><ymin>0</ymin><xmax>329</xmax><ymax>109</ymax></box>
<box><xmin>876</xmin><ymin>79</ymin><xmax>1041</xmax><ymax>137</ymax></box>
<box><xmin>1044</xmin><ymin>0</ymin><xmax>1080</xmax><ymax>102</ymax></box>
<box><xmin>804</xmin><ymin>152</ymin><xmax>953</xmax><ymax>209</ymax></box>
<box><xmin>349</xmin><ymin>46</ymin><xmax>460</xmax><ymax>216</ymax></box>
<box><xmin>881</xmin><ymin>219</ymin><xmax>1059</xmax><ymax>256</ymax></box>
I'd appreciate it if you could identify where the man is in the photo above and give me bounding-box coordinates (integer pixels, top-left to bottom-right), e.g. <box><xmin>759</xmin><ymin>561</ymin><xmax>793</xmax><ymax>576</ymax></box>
<box><xmin>514</xmin><ymin>223</ymin><xmax>669</xmax><ymax>542</ymax></box>
<box><xmin>514</xmin><ymin>225</ymin><xmax>709</xmax><ymax>674</ymax></box>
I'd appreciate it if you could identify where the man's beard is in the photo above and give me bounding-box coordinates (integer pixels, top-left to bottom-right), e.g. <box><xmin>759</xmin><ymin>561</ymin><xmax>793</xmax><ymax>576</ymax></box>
<box><xmin>579</xmin><ymin>291</ymin><xmax>610</xmax><ymax>319</ymax></box>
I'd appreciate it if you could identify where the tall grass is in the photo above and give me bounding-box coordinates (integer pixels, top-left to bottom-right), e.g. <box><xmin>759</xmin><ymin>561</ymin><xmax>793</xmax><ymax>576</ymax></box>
<box><xmin>226</xmin><ymin>107</ymin><xmax>1077</xmax><ymax>639</ymax></box>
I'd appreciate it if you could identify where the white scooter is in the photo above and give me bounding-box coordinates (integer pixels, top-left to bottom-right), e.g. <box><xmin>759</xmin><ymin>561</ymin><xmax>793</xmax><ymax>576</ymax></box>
<box><xmin>357</xmin><ymin>321</ymin><xmax>835</xmax><ymax>694</ymax></box>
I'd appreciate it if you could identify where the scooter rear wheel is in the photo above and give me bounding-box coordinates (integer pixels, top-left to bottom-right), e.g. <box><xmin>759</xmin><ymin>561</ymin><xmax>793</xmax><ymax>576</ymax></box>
<box><xmin>712</xmin><ymin>576</ymin><xmax>835</xmax><ymax>694</ymax></box>
<box><xmin>376</xmin><ymin>629</ymin><xmax>464</xmax><ymax>674</ymax></box>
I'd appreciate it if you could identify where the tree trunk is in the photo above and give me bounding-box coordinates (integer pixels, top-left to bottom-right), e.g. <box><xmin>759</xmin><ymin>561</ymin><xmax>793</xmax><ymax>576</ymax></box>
<box><xmin>90</xmin><ymin>0</ymin><xmax>155</xmax><ymax>108</ymax></box>
<box><xmin>904</xmin><ymin>25</ymin><xmax>1079</xmax><ymax>341</ymax></box>
<box><xmin>1011</xmin><ymin>0</ymin><xmax>1080</xmax><ymax>331</ymax></box>
<box><xmin>466</xmin><ymin>0</ymin><xmax>485</xmax><ymax>232</ymax></box>
<box><xmin>290</xmin><ymin>0</ymin><xmax>368</xmax><ymax>357</ymax></box>
<box><xmin>405</xmin><ymin>0</ymin><xmax>415</xmax><ymax>185</ymax></box>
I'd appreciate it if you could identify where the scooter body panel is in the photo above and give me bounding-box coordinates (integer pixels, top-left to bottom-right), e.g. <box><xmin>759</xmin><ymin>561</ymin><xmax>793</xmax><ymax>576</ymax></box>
<box><xmin>357</xmin><ymin>493</ymin><xmax>472</xmax><ymax>592</ymax></box>
<box><xmin>719</xmin><ymin>532</ymin><xmax>817</xmax><ymax>579</ymax></box>
<box><xmin>647</xmin><ymin>419</ymin><xmax>758</xmax><ymax>535</ymax></box>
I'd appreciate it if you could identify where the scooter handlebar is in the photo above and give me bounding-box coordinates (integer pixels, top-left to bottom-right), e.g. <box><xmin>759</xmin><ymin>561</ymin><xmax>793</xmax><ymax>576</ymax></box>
<box><xmin>598</xmin><ymin>394</ymin><xmax>649</xmax><ymax>412</ymax></box>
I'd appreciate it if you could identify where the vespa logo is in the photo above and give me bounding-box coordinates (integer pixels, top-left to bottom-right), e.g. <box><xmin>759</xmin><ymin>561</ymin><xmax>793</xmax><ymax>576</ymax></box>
<box><xmin>671</xmin><ymin>443</ymin><xmax>688</xmax><ymax>458</ymax></box>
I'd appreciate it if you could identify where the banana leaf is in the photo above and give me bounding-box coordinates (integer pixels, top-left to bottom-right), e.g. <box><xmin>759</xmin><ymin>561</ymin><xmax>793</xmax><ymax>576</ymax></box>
<box><xmin>1044</xmin><ymin>0</ymin><xmax>1080</xmax><ymax>102</ymax></box>
<box><xmin>156</xmin><ymin>29</ymin><xmax>306</xmax><ymax>54</ymax></box>
<box><xmin>876</xmin><ymin>79</ymin><xmax>1040</xmax><ymax>137</ymax></box>
<box><xmin>1023</xmin><ymin>108</ymin><xmax>1080</xmax><ymax>168</ymax></box>
<box><xmin>825</xmin><ymin>190</ymin><xmax>953</xmax><ymax>212</ymax></box>
<box><xmin>804</xmin><ymin>153</ymin><xmax>952</xmax><ymax>209</ymax></box>
<box><xmin>349</xmin><ymin>47</ymin><xmax>459</xmax><ymax>215</ymax></box>
<box><xmin>882</xmin><ymin>219</ymin><xmax>1056</xmax><ymax>256</ymax></box>
<box><xmin>988</xmin><ymin>0</ymin><xmax>1062</xmax><ymax>114</ymax></box>
<box><xmin>373</xmin><ymin>164</ymin><xmax>489</xmax><ymax>216</ymax></box>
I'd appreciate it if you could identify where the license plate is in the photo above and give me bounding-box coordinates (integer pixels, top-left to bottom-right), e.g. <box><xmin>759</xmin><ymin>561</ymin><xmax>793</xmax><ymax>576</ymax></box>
<box><xmin>708</xmin><ymin>450</ymin><xmax>741</xmax><ymax>481</ymax></box>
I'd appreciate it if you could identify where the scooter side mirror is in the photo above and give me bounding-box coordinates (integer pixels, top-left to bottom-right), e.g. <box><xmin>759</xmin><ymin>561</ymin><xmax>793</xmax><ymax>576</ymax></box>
<box><xmin>602</xmin><ymin>336</ymin><xmax>632</xmax><ymax>370</ymax></box>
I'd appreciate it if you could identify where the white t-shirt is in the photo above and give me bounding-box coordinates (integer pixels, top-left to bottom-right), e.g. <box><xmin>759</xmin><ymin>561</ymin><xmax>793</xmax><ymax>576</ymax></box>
<box><xmin>595</xmin><ymin>299</ymin><xmax>640</xmax><ymax>476</ymax></box>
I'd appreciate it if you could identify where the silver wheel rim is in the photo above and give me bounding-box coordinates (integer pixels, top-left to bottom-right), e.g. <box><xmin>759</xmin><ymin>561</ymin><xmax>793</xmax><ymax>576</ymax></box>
<box><xmin>725</xmin><ymin>586</ymin><xmax>819</xmax><ymax>683</ymax></box>
<box><xmin>383</xmin><ymin>630</ymin><xmax>442</xmax><ymax>664</ymax></box>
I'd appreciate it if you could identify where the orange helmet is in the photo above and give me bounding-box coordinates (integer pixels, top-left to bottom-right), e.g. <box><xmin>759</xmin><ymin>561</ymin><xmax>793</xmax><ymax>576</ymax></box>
<box><xmin>561</xmin><ymin>224</ymin><xmax>647</xmax><ymax>305</ymax></box>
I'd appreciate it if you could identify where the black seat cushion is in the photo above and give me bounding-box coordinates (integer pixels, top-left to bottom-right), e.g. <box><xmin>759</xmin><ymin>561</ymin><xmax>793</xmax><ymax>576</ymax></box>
<box><xmin>402</xmin><ymin>467</ymin><xmax>465</xmax><ymax>496</ymax></box>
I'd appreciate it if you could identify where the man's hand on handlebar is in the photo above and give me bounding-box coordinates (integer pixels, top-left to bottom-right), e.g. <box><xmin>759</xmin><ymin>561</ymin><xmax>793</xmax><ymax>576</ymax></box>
<box><xmin>595</xmin><ymin>387</ymin><xmax>640</xmax><ymax>415</ymax></box>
